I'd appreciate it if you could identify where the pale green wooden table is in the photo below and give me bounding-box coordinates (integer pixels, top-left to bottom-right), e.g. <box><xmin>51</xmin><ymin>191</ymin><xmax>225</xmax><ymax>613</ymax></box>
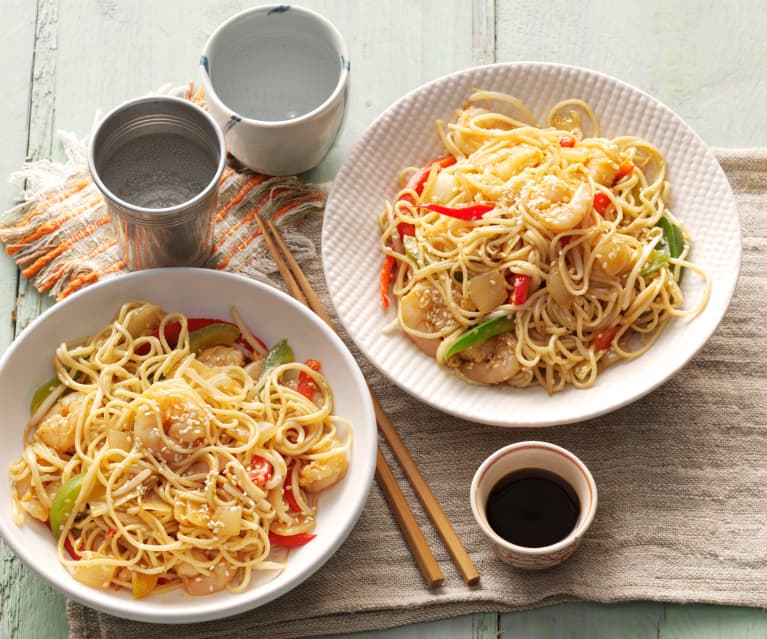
<box><xmin>1</xmin><ymin>1</ymin><xmax>766</xmax><ymax>637</ymax></box>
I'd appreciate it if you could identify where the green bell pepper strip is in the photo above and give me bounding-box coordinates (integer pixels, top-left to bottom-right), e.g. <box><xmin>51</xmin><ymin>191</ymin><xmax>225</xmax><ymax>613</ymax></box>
<box><xmin>402</xmin><ymin>235</ymin><xmax>420</xmax><ymax>264</ymax></box>
<box><xmin>640</xmin><ymin>249</ymin><xmax>670</xmax><ymax>277</ymax></box>
<box><xmin>50</xmin><ymin>473</ymin><xmax>86</xmax><ymax>538</ymax></box>
<box><xmin>444</xmin><ymin>315</ymin><xmax>516</xmax><ymax>359</ymax></box>
<box><xmin>189</xmin><ymin>322</ymin><xmax>240</xmax><ymax>353</ymax></box>
<box><xmin>658</xmin><ymin>215</ymin><xmax>683</xmax><ymax>258</ymax></box>
<box><xmin>658</xmin><ymin>215</ymin><xmax>684</xmax><ymax>281</ymax></box>
<box><xmin>30</xmin><ymin>375</ymin><xmax>62</xmax><ymax>416</ymax></box>
<box><xmin>640</xmin><ymin>215</ymin><xmax>684</xmax><ymax>282</ymax></box>
<box><xmin>262</xmin><ymin>339</ymin><xmax>295</xmax><ymax>375</ymax></box>
<box><xmin>640</xmin><ymin>215</ymin><xmax>684</xmax><ymax>279</ymax></box>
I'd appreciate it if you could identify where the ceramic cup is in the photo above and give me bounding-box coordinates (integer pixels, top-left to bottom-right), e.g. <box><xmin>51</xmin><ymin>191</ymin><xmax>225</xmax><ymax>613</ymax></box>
<box><xmin>200</xmin><ymin>5</ymin><xmax>350</xmax><ymax>176</ymax></box>
<box><xmin>470</xmin><ymin>441</ymin><xmax>598</xmax><ymax>569</ymax></box>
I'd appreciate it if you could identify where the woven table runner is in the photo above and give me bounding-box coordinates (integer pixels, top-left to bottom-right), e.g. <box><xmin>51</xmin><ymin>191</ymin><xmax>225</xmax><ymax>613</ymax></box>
<box><xmin>57</xmin><ymin>148</ymin><xmax>767</xmax><ymax>638</ymax></box>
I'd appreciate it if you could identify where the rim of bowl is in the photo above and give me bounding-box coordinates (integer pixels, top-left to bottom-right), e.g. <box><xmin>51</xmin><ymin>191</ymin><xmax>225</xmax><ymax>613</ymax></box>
<box><xmin>200</xmin><ymin>4</ymin><xmax>350</xmax><ymax>129</ymax></box>
<box><xmin>470</xmin><ymin>440</ymin><xmax>598</xmax><ymax>556</ymax></box>
<box><xmin>88</xmin><ymin>95</ymin><xmax>227</xmax><ymax>217</ymax></box>
<box><xmin>0</xmin><ymin>268</ymin><xmax>377</xmax><ymax>622</ymax></box>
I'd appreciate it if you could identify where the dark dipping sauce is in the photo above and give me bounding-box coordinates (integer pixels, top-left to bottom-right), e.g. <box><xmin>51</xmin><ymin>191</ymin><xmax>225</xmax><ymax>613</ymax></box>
<box><xmin>486</xmin><ymin>468</ymin><xmax>580</xmax><ymax>548</ymax></box>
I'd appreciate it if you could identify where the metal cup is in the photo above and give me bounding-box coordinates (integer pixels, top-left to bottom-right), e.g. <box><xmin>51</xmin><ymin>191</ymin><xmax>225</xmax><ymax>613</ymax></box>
<box><xmin>89</xmin><ymin>96</ymin><xmax>226</xmax><ymax>270</ymax></box>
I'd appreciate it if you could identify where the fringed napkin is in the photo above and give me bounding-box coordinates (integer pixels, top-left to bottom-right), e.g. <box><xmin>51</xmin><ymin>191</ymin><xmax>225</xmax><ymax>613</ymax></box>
<box><xmin>0</xmin><ymin>85</ymin><xmax>325</xmax><ymax>300</ymax></box>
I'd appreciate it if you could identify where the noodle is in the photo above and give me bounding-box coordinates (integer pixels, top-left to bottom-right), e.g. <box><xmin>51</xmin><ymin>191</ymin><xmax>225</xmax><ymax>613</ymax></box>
<box><xmin>379</xmin><ymin>90</ymin><xmax>710</xmax><ymax>394</ymax></box>
<box><xmin>10</xmin><ymin>301</ymin><xmax>350</xmax><ymax>597</ymax></box>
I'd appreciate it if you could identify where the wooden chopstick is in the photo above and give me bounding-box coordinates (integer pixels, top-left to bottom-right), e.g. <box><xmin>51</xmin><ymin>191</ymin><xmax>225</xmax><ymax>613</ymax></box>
<box><xmin>374</xmin><ymin>449</ymin><xmax>443</xmax><ymax>587</ymax></box>
<box><xmin>255</xmin><ymin>215</ymin><xmax>444</xmax><ymax>588</ymax></box>
<box><xmin>263</xmin><ymin>218</ymin><xmax>480</xmax><ymax>586</ymax></box>
<box><xmin>370</xmin><ymin>397</ymin><xmax>480</xmax><ymax>585</ymax></box>
<box><xmin>257</xmin><ymin>217</ymin><xmax>310</xmax><ymax>307</ymax></box>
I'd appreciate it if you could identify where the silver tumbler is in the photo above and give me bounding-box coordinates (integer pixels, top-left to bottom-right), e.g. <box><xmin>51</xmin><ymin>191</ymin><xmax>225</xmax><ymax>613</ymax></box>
<box><xmin>89</xmin><ymin>96</ymin><xmax>226</xmax><ymax>270</ymax></box>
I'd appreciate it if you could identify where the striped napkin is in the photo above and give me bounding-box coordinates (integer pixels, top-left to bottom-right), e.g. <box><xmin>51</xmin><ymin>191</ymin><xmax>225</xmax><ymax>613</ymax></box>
<box><xmin>0</xmin><ymin>85</ymin><xmax>325</xmax><ymax>300</ymax></box>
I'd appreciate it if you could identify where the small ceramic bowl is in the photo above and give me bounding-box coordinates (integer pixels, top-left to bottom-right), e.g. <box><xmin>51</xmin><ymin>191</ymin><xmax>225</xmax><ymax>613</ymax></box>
<box><xmin>470</xmin><ymin>441</ymin><xmax>597</xmax><ymax>569</ymax></box>
<box><xmin>200</xmin><ymin>5</ymin><xmax>350</xmax><ymax>176</ymax></box>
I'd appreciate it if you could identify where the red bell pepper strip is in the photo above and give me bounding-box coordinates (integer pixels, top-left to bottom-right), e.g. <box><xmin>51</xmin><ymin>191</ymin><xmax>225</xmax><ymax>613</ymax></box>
<box><xmin>283</xmin><ymin>461</ymin><xmax>303</xmax><ymax>512</ymax></box>
<box><xmin>63</xmin><ymin>536</ymin><xmax>81</xmax><ymax>561</ymax></box>
<box><xmin>284</xmin><ymin>484</ymin><xmax>301</xmax><ymax>512</ymax></box>
<box><xmin>594</xmin><ymin>326</ymin><xmax>620</xmax><ymax>351</ymax></box>
<box><xmin>593</xmin><ymin>192</ymin><xmax>612</xmax><ymax>215</ymax></box>
<box><xmin>510</xmin><ymin>273</ymin><xmax>530</xmax><ymax>305</ymax></box>
<box><xmin>394</xmin><ymin>156</ymin><xmax>456</xmax><ymax>238</ymax></box>
<box><xmin>45</xmin><ymin>520</ymin><xmax>80</xmax><ymax>560</ymax></box>
<box><xmin>384</xmin><ymin>156</ymin><xmax>459</xmax><ymax>308</ymax></box>
<box><xmin>380</xmin><ymin>254</ymin><xmax>396</xmax><ymax>309</ymax></box>
<box><xmin>247</xmin><ymin>455</ymin><xmax>273</xmax><ymax>488</ymax></box>
<box><xmin>268</xmin><ymin>531</ymin><xmax>317</xmax><ymax>547</ymax></box>
<box><xmin>397</xmin><ymin>221</ymin><xmax>416</xmax><ymax>238</ymax></box>
<box><xmin>399</xmin><ymin>156</ymin><xmax>457</xmax><ymax>204</ymax></box>
<box><xmin>297</xmin><ymin>359</ymin><xmax>322</xmax><ymax>400</ymax></box>
<box><xmin>419</xmin><ymin>202</ymin><xmax>495</xmax><ymax>220</ymax></box>
<box><xmin>559</xmin><ymin>135</ymin><xmax>576</xmax><ymax>148</ymax></box>
<box><xmin>160</xmin><ymin>318</ymin><xmax>231</xmax><ymax>346</ymax></box>
<box><xmin>613</xmin><ymin>161</ymin><xmax>635</xmax><ymax>184</ymax></box>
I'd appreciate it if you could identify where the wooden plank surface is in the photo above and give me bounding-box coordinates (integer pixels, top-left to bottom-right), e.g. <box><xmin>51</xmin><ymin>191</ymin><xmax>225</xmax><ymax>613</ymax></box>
<box><xmin>0</xmin><ymin>1</ymin><xmax>765</xmax><ymax>638</ymax></box>
<box><xmin>495</xmin><ymin>0</ymin><xmax>767</xmax><ymax>147</ymax></box>
<box><xmin>0</xmin><ymin>5</ymin><xmax>70</xmax><ymax>639</ymax></box>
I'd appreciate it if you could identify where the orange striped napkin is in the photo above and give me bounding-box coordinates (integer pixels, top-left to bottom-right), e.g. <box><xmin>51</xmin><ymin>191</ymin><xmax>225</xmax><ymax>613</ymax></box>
<box><xmin>0</xmin><ymin>85</ymin><xmax>325</xmax><ymax>300</ymax></box>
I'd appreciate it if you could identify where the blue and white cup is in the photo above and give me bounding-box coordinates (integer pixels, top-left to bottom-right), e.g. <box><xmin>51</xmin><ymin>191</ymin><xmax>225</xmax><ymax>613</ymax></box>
<box><xmin>200</xmin><ymin>5</ymin><xmax>350</xmax><ymax>176</ymax></box>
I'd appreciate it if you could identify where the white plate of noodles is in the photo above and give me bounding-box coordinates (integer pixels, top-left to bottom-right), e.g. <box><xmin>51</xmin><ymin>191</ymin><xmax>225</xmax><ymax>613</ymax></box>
<box><xmin>322</xmin><ymin>62</ymin><xmax>740</xmax><ymax>427</ymax></box>
<box><xmin>0</xmin><ymin>268</ymin><xmax>377</xmax><ymax>622</ymax></box>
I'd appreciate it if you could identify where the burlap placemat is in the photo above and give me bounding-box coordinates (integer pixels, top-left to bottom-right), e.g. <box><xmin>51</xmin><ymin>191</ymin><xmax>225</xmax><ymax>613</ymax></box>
<box><xmin>63</xmin><ymin>148</ymin><xmax>765</xmax><ymax>637</ymax></box>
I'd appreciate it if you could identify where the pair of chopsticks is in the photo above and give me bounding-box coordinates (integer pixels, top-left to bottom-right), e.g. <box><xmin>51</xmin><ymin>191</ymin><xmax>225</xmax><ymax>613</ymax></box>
<box><xmin>255</xmin><ymin>216</ymin><xmax>480</xmax><ymax>588</ymax></box>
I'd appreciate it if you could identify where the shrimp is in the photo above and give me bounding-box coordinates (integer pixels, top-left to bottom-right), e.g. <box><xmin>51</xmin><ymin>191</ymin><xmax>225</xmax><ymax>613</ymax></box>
<box><xmin>593</xmin><ymin>234</ymin><xmax>637</xmax><ymax>276</ymax></box>
<box><xmin>299</xmin><ymin>452</ymin><xmax>348</xmax><ymax>493</ymax></box>
<box><xmin>133</xmin><ymin>381</ymin><xmax>210</xmax><ymax>464</ymax></box>
<box><xmin>584</xmin><ymin>147</ymin><xmax>620</xmax><ymax>186</ymax></box>
<box><xmin>35</xmin><ymin>393</ymin><xmax>85</xmax><ymax>454</ymax></box>
<box><xmin>537</xmin><ymin>181</ymin><xmax>594</xmax><ymax>233</ymax></box>
<box><xmin>399</xmin><ymin>283</ymin><xmax>457</xmax><ymax>357</ymax></box>
<box><xmin>457</xmin><ymin>333</ymin><xmax>519</xmax><ymax>384</ymax></box>
<box><xmin>176</xmin><ymin>553</ymin><xmax>234</xmax><ymax>596</ymax></box>
<box><xmin>197</xmin><ymin>345</ymin><xmax>245</xmax><ymax>368</ymax></box>
<box><xmin>476</xmin><ymin>144</ymin><xmax>543</xmax><ymax>181</ymax></box>
<box><xmin>547</xmin><ymin>261</ymin><xmax>574</xmax><ymax>308</ymax></box>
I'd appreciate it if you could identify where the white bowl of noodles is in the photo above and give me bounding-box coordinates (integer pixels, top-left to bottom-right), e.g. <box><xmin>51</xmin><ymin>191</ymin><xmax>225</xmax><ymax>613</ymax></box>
<box><xmin>0</xmin><ymin>268</ymin><xmax>377</xmax><ymax>623</ymax></box>
<box><xmin>323</xmin><ymin>62</ymin><xmax>741</xmax><ymax>427</ymax></box>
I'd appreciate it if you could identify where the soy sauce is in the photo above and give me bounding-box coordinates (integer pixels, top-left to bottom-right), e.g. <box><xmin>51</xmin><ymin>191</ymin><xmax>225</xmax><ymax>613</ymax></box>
<box><xmin>486</xmin><ymin>468</ymin><xmax>579</xmax><ymax>548</ymax></box>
